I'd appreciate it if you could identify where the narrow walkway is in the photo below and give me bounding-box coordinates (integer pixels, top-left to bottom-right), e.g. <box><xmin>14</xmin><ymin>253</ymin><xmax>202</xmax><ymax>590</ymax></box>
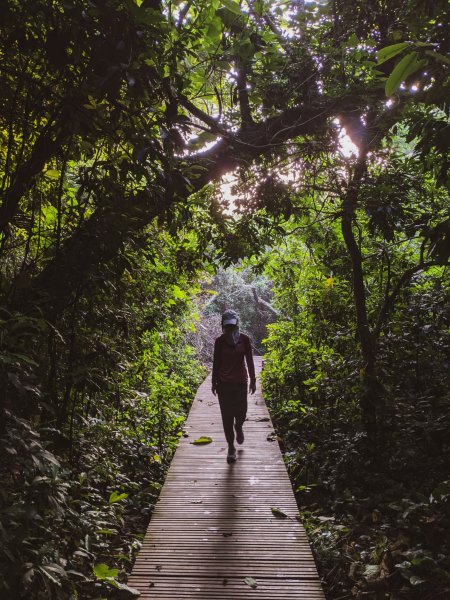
<box><xmin>129</xmin><ymin>357</ymin><xmax>325</xmax><ymax>599</ymax></box>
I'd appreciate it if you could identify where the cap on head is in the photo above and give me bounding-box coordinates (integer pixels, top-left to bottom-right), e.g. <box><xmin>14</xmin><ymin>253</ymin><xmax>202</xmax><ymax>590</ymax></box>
<box><xmin>221</xmin><ymin>309</ymin><xmax>239</xmax><ymax>326</ymax></box>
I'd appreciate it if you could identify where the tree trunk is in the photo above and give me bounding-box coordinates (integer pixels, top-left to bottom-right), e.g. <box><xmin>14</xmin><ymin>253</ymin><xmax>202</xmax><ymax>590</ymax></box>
<box><xmin>340</xmin><ymin>154</ymin><xmax>381</xmax><ymax>444</ymax></box>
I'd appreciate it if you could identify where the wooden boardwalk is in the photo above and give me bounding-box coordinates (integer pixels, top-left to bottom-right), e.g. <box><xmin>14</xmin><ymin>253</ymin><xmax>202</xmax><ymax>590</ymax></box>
<box><xmin>129</xmin><ymin>357</ymin><xmax>325</xmax><ymax>599</ymax></box>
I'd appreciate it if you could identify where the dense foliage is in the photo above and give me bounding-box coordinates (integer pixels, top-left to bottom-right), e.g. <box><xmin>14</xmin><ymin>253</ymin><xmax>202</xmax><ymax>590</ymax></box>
<box><xmin>0</xmin><ymin>0</ymin><xmax>449</xmax><ymax>598</ymax></box>
<box><xmin>0</xmin><ymin>224</ymin><xmax>206</xmax><ymax>598</ymax></box>
<box><xmin>261</xmin><ymin>233</ymin><xmax>450</xmax><ymax>599</ymax></box>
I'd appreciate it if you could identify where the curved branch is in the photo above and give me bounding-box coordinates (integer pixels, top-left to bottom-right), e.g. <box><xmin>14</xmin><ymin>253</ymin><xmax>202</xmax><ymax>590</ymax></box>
<box><xmin>374</xmin><ymin>260</ymin><xmax>448</xmax><ymax>340</ymax></box>
<box><xmin>178</xmin><ymin>94</ymin><xmax>229</xmax><ymax>136</ymax></box>
<box><xmin>248</xmin><ymin>286</ymin><xmax>279</xmax><ymax>317</ymax></box>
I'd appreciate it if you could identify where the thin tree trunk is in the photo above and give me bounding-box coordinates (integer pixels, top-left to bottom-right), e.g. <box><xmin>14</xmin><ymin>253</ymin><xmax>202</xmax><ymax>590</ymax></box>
<box><xmin>340</xmin><ymin>153</ymin><xmax>381</xmax><ymax>443</ymax></box>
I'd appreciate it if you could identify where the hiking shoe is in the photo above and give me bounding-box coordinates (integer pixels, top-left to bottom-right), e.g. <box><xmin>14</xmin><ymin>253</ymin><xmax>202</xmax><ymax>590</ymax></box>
<box><xmin>227</xmin><ymin>447</ymin><xmax>237</xmax><ymax>463</ymax></box>
<box><xmin>235</xmin><ymin>424</ymin><xmax>244</xmax><ymax>445</ymax></box>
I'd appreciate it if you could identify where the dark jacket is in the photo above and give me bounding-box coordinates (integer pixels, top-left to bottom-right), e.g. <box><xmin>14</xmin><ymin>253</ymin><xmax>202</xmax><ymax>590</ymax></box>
<box><xmin>212</xmin><ymin>333</ymin><xmax>256</xmax><ymax>385</ymax></box>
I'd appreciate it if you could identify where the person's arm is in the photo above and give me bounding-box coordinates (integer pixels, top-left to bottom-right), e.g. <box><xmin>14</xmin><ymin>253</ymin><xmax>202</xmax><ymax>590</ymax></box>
<box><xmin>212</xmin><ymin>337</ymin><xmax>220</xmax><ymax>395</ymax></box>
<box><xmin>245</xmin><ymin>336</ymin><xmax>256</xmax><ymax>394</ymax></box>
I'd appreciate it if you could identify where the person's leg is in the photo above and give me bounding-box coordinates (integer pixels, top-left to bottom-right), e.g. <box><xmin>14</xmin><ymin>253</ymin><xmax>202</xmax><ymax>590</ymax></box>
<box><xmin>217</xmin><ymin>384</ymin><xmax>236</xmax><ymax>448</ymax></box>
<box><xmin>234</xmin><ymin>383</ymin><xmax>248</xmax><ymax>428</ymax></box>
<box><xmin>234</xmin><ymin>383</ymin><xmax>248</xmax><ymax>444</ymax></box>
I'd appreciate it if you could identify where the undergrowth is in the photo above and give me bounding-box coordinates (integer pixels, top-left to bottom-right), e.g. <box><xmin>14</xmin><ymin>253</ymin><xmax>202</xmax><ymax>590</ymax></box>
<box><xmin>274</xmin><ymin>397</ymin><xmax>450</xmax><ymax>600</ymax></box>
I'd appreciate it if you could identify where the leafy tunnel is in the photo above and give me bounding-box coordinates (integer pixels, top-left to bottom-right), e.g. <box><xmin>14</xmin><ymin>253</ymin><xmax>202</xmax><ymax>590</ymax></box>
<box><xmin>0</xmin><ymin>1</ymin><xmax>449</xmax><ymax>599</ymax></box>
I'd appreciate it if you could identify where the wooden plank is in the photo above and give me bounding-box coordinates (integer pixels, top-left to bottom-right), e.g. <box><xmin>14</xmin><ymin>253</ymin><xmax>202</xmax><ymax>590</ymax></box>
<box><xmin>129</xmin><ymin>357</ymin><xmax>325</xmax><ymax>598</ymax></box>
<box><xmin>129</xmin><ymin>576</ymin><xmax>325</xmax><ymax>600</ymax></box>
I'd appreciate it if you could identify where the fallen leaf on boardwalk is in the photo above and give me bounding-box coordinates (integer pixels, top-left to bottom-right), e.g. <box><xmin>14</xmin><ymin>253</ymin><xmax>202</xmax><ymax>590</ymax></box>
<box><xmin>271</xmin><ymin>507</ymin><xmax>288</xmax><ymax>519</ymax></box>
<box><xmin>191</xmin><ymin>499</ymin><xmax>202</xmax><ymax>504</ymax></box>
<box><xmin>256</xmin><ymin>417</ymin><xmax>270</xmax><ymax>422</ymax></box>
<box><xmin>191</xmin><ymin>436</ymin><xmax>213</xmax><ymax>445</ymax></box>
<box><xmin>266</xmin><ymin>432</ymin><xmax>277</xmax><ymax>441</ymax></box>
<box><xmin>223</xmin><ymin>531</ymin><xmax>233</xmax><ymax>537</ymax></box>
<box><xmin>222</xmin><ymin>578</ymin><xmax>228</xmax><ymax>585</ymax></box>
<box><xmin>244</xmin><ymin>576</ymin><xmax>258</xmax><ymax>589</ymax></box>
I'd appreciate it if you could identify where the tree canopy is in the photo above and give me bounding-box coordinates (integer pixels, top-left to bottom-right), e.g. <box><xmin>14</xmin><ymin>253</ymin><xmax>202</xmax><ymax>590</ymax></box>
<box><xmin>0</xmin><ymin>0</ymin><xmax>449</xmax><ymax>598</ymax></box>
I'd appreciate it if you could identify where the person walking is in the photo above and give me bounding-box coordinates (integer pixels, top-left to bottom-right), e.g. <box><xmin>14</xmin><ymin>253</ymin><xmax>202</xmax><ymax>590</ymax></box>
<box><xmin>212</xmin><ymin>310</ymin><xmax>256</xmax><ymax>463</ymax></box>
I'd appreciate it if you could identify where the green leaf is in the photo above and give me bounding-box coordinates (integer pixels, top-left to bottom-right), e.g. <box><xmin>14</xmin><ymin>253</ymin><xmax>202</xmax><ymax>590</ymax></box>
<box><xmin>171</xmin><ymin>285</ymin><xmax>187</xmax><ymax>299</ymax></box>
<box><xmin>41</xmin><ymin>205</ymin><xmax>58</xmax><ymax>223</ymax></box>
<box><xmin>253</xmin><ymin>0</ymin><xmax>264</xmax><ymax>16</ymax></box>
<box><xmin>109</xmin><ymin>491</ymin><xmax>129</xmax><ymax>504</ymax></box>
<box><xmin>206</xmin><ymin>17</ymin><xmax>222</xmax><ymax>43</ymax></box>
<box><xmin>96</xmin><ymin>528</ymin><xmax>118</xmax><ymax>535</ymax></box>
<box><xmin>192</xmin><ymin>436</ymin><xmax>213</xmax><ymax>445</ymax></box>
<box><xmin>44</xmin><ymin>169</ymin><xmax>61</xmax><ymax>180</ymax></box>
<box><xmin>244</xmin><ymin>576</ymin><xmax>258</xmax><ymax>589</ymax></box>
<box><xmin>385</xmin><ymin>52</ymin><xmax>427</xmax><ymax>96</ymax></box>
<box><xmin>377</xmin><ymin>42</ymin><xmax>409</xmax><ymax>65</ymax></box>
<box><xmin>426</xmin><ymin>49</ymin><xmax>450</xmax><ymax>66</ymax></box>
<box><xmin>271</xmin><ymin>507</ymin><xmax>288</xmax><ymax>519</ymax></box>
<box><xmin>93</xmin><ymin>563</ymin><xmax>119</xmax><ymax>580</ymax></box>
<box><xmin>221</xmin><ymin>0</ymin><xmax>242</xmax><ymax>15</ymax></box>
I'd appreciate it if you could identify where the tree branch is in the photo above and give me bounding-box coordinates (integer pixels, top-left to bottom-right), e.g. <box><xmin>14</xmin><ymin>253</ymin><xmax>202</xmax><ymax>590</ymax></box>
<box><xmin>235</xmin><ymin>66</ymin><xmax>254</xmax><ymax>129</ymax></box>
<box><xmin>248</xmin><ymin>285</ymin><xmax>279</xmax><ymax>317</ymax></box>
<box><xmin>10</xmin><ymin>95</ymin><xmax>353</xmax><ymax>319</ymax></box>
<box><xmin>374</xmin><ymin>260</ymin><xmax>447</xmax><ymax>340</ymax></box>
<box><xmin>178</xmin><ymin>94</ymin><xmax>229</xmax><ymax>136</ymax></box>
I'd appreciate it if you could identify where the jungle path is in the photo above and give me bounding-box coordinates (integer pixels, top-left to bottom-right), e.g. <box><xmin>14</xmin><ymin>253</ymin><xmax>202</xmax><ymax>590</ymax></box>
<box><xmin>129</xmin><ymin>357</ymin><xmax>325</xmax><ymax>599</ymax></box>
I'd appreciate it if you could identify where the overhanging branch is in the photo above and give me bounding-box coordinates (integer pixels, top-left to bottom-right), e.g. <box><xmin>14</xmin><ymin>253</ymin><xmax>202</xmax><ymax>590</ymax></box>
<box><xmin>11</xmin><ymin>95</ymin><xmax>355</xmax><ymax>319</ymax></box>
<box><xmin>374</xmin><ymin>260</ymin><xmax>448</xmax><ymax>339</ymax></box>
